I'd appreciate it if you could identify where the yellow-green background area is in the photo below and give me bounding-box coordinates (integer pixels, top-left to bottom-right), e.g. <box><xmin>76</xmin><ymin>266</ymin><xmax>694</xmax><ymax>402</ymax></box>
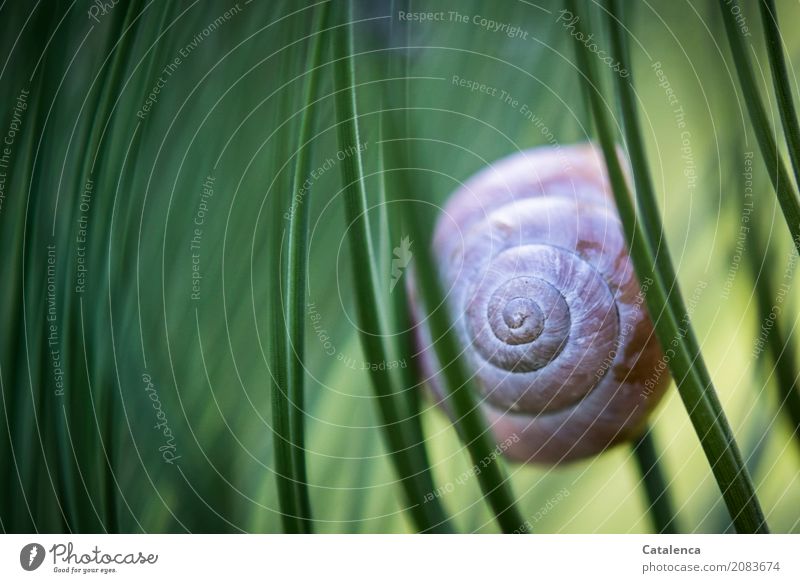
<box><xmin>0</xmin><ymin>0</ymin><xmax>797</xmax><ymax>533</ymax></box>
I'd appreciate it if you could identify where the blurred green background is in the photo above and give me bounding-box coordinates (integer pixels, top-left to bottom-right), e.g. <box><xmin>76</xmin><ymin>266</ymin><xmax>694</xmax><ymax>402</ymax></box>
<box><xmin>0</xmin><ymin>0</ymin><xmax>798</xmax><ymax>533</ymax></box>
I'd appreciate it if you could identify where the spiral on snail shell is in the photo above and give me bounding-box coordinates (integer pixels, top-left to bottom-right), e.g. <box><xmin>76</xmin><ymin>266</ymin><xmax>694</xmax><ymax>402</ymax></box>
<box><xmin>412</xmin><ymin>143</ymin><xmax>670</xmax><ymax>464</ymax></box>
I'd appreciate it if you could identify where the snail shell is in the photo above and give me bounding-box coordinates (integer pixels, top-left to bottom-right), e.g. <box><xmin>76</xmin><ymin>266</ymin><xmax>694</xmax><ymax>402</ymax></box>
<box><xmin>412</xmin><ymin>143</ymin><xmax>670</xmax><ymax>464</ymax></box>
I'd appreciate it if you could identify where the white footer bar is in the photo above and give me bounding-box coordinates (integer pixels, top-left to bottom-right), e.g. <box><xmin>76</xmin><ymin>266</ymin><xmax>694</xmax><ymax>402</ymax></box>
<box><xmin>1</xmin><ymin>534</ymin><xmax>797</xmax><ymax>582</ymax></box>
